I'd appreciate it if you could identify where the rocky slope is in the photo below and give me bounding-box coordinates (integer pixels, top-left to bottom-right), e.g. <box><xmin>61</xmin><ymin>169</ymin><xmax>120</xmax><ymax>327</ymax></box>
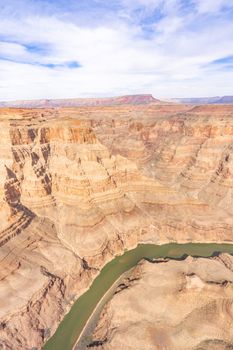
<box><xmin>0</xmin><ymin>104</ymin><xmax>233</xmax><ymax>349</ymax></box>
<box><xmin>0</xmin><ymin>94</ymin><xmax>160</xmax><ymax>108</ymax></box>
<box><xmin>90</xmin><ymin>254</ymin><xmax>233</xmax><ymax>350</ymax></box>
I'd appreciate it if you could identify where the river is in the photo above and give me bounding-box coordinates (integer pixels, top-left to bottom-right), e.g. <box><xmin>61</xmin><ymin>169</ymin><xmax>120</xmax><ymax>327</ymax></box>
<box><xmin>43</xmin><ymin>242</ymin><xmax>233</xmax><ymax>350</ymax></box>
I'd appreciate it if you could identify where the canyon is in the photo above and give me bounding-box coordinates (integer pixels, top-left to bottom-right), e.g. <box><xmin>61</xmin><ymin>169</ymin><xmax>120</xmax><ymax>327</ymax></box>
<box><xmin>90</xmin><ymin>253</ymin><xmax>233</xmax><ymax>350</ymax></box>
<box><xmin>0</xmin><ymin>99</ymin><xmax>233</xmax><ymax>349</ymax></box>
<box><xmin>0</xmin><ymin>94</ymin><xmax>160</xmax><ymax>108</ymax></box>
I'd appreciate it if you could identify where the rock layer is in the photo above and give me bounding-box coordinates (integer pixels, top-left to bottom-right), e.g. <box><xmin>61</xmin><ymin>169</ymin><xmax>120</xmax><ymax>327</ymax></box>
<box><xmin>0</xmin><ymin>94</ymin><xmax>160</xmax><ymax>108</ymax></box>
<box><xmin>90</xmin><ymin>254</ymin><xmax>233</xmax><ymax>350</ymax></box>
<box><xmin>0</xmin><ymin>104</ymin><xmax>233</xmax><ymax>349</ymax></box>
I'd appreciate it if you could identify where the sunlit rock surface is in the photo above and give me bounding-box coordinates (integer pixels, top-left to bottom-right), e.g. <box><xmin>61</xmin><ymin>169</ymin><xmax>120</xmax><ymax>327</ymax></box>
<box><xmin>90</xmin><ymin>254</ymin><xmax>233</xmax><ymax>350</ymax></box>
<box><xmin>0</xmin><ymin>103</ymin><xmax>233</xmax><ymax>349</ymax></box>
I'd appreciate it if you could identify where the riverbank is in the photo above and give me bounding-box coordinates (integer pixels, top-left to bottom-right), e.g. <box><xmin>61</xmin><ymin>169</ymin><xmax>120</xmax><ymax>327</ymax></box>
<box><xmin>43</xmin><ymin>243</ymin><xmax>233</xmax><ymax>350</ymax></box>
<box><xmin>73</xmin><ymin>269</ymin><xmax>132</xmax><ymax>350</ymax></box>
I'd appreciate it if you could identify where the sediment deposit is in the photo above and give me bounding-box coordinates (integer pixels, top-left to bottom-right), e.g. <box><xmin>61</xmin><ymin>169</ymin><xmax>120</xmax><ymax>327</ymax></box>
<box><xmin>0</xmin><ymin>103</ymin><xmax>233</xmax><ymax>349</ymax></box>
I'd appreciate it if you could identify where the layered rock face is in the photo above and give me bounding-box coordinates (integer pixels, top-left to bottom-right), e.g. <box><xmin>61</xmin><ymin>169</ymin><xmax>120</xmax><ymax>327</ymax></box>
<box><xmin>0</xmin><ymin>104</ymin><xmax>233</xmax><ymax>349</ymax></box>
<box><xmin>90</xmin><ymin>254</ymin><xmax>233</xmax><ymax>350</ymax></box>
<box><xmin>0</xmin><ymin>94</ymin><xmax>160</xmax><ymax>108</ymax></box>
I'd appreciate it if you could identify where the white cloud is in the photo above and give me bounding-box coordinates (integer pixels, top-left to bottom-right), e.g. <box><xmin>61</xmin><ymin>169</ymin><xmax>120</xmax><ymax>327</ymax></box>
<box><xmin>196</xmin><ymin>0</ymin><xmax>231</xmax><ymax>13</ymax></box>
<box><xmin>0</xmin><ymin>0</ymin><xmax>233</xmax><ymax>100</ymax></box>
<box><xmin>120</xmin><ymin>0</ymin><xmax>162</xmax><ymax>12</ymax></box>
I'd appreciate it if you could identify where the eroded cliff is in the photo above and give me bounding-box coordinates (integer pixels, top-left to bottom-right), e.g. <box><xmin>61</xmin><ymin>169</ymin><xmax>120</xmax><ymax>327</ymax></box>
<box><xmin>90</xmin><ymin>254</ymin><xmax>233</xmax><ymax>350</ymax></box>
<box><xmin>0</xmin><ymin>104</ymin><xmax>233</xmax><ymax>349</ymax></box>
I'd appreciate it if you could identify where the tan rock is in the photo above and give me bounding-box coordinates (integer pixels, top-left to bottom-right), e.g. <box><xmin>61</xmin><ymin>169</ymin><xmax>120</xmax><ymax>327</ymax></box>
<box><xmin>91</xmin><ymin>255</ymin><xmax>233</xmax><ymax>350</ymax></box>
<box><xmin>0</xmin><ymin>104</ymin><xmax>233</xmax><ymax>348</ymax></box>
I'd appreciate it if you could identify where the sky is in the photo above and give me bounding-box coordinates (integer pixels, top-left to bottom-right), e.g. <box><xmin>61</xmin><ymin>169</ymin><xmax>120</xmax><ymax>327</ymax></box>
<box><xmin>0</xmin><ymin>0</ymin><xmax>233</xmax><ymax>100</ymax></box>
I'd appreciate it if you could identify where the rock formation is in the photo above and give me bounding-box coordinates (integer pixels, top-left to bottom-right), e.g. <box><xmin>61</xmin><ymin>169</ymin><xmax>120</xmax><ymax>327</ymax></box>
<box><xmin>0</xmin><ymin>94</ymin><xmax>160</xmax><ymax>108</ymax></box>
<box><xmin>90</xmin><ymin>254</ymin><xmax>233</xmax><ymax>350</ymax></box>
<box><xmin>0</xmin><ymin>103</ymin><xmax>233</xmax><ymax>349</ymax></box>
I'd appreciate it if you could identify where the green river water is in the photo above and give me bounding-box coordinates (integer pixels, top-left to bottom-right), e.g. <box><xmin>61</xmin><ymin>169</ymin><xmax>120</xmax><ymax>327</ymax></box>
<box><xmin>43</xmin><ymin>243</ymin><xmax>233</xmax><ymax>350</ymax></box>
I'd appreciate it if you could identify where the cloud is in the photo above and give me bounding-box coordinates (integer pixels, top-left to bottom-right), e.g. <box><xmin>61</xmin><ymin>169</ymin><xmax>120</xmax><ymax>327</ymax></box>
<box><xmin>0</xmin><ymin>0</ymin><xmax>233</xmax><ymax>100</ymax></box>
<box><xmin>195</xmin><ymin>0</ymin><xmax>232</xmax><ymax>13</ymax></box>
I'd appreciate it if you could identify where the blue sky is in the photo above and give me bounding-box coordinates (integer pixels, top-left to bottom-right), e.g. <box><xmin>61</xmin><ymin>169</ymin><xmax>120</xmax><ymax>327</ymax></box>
<box><xmin>0</xmin><ymin>0</ymin><xmax>233</xmax><ymax>100</ymax></box>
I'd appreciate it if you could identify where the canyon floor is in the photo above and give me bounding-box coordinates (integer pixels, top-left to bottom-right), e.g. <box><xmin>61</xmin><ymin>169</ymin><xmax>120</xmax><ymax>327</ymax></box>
<box><xmin>90</xmin><ymin>254</ymin><xmax>233</xmax><ymax>350</ymax></box>
<box><xmin>0</xmin><ymin>102</ymin><xmax>233</xmax><ymax>349</ymax></box>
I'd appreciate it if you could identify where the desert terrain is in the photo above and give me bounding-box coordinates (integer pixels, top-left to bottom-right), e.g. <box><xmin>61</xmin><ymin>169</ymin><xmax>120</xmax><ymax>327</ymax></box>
<box><xmin>90</xmin><ymin>254</ymin><xmax>233</xmax><ymax>350</ymax></box>
<box><xmin>0</xmin><ymin>98</ymin><xmax>233</xmax><ymax>349</ymax></box>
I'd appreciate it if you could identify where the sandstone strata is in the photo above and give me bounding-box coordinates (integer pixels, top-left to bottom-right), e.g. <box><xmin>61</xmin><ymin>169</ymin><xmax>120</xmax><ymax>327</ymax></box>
<box><xmin>90</xmin><ymin>254</ymin><xmax>233</xmax><ymax>350</ymax></box>
<box><xmin>0</xmin><ymin>94</ymin><xmax>160</xmax><ymax>108</ymax></box>
<box><xmin>0</xmin><ymin>104</ymin><xmax>232</xmax><ymax>349</ymax></box>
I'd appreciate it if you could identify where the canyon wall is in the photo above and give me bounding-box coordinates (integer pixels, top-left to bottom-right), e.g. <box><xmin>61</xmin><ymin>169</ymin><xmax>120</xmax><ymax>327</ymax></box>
<box><xmin>0</xmin><ymin>104</ymin><xmax>233</xmax><ymax>349</ymax></box>
<box><xmin>90</xmin><ymin>254</ymin><xmax>233</xmax><ymax>350</ymax></box>
<box><xmin>0</xmin><ymin>94</ymin><xmax>159</xmax><ymax>108</ymax></box>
